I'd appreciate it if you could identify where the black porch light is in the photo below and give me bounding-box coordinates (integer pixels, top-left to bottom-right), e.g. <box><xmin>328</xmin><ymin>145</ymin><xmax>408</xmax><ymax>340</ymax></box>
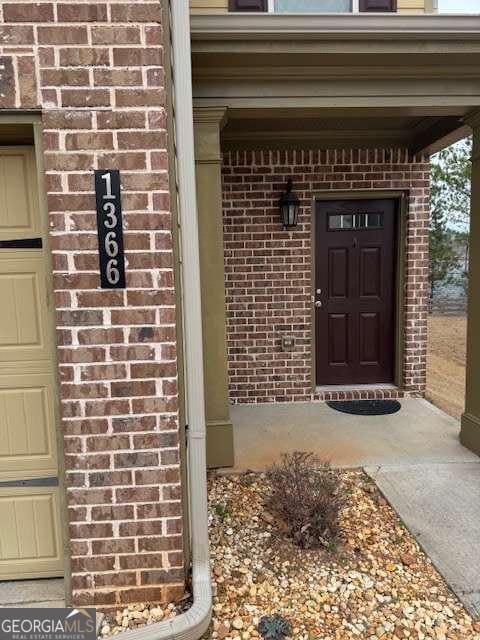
<box><xmin>279</xmin><ymin>178</ymin><xmax>300</xmax><ymax>228</ymax></box>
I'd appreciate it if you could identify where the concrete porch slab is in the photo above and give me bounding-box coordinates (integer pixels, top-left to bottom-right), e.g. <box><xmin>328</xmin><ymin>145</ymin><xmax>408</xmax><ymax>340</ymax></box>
<box><xmin>231</xmin><ymin>398</ymin><xmax>480</xmax><ymax>618</ymax></box>
<box><xmin>365</xmin><ymin>463</ymin><xmax>480</xmax><ymax>619</ymax></box>
<box><xmin>231</xmin><ymin>398</ymin><xmax>476</xmax><ymax>471</ymax></box>
<box><xmin>0</xmin><ymin>579</ymin><xmax>105</xmax><ymax>631</ymax></box>
<box><xmin>0</xmin><ymin>579</ymin><xmax>65</xmax><ymax>608</ymax></box>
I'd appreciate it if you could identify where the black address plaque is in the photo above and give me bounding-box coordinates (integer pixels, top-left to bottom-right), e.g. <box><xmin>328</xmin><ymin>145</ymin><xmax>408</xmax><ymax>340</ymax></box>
<box><xmin>95</xmin><ymin>169</ymin><xmax>126</xmax><ymax>289</ymax></box>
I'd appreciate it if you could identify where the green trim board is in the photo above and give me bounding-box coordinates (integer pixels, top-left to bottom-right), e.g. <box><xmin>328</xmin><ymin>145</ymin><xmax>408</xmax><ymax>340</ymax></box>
<box><xmin>206</xmin><ymin>421</ymin><xmax>234</xmax><ymax>468</ymax></box>
<box><xmin>194</xmin><ymin>107</ymin><xmax>234</xmax><ymax>469</ymax></box>
<box><xmin>460</xmin><ymin>413</ymin><xmax>480</xmax><ymax>456</ymax></box>
<box><xmin>33</xmin><ymin>120</ymin><xmax>70</xmax><ymax>596</ymax></box>
<box><xmin>461</xmin><ymin>115</ymin><xmax>480</xmax><ymax>458</ymax></box>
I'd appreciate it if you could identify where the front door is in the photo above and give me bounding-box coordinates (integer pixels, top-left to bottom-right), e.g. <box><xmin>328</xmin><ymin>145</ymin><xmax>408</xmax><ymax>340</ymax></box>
<box><xmin>315</xmin><ymin>198</ymin><xmax>396</xmax><ymax>386</ymax></box>
<box><xmin>0</xmin><ymin>146</ymin><xmax>63</xmax><ymax>580</ymax></box>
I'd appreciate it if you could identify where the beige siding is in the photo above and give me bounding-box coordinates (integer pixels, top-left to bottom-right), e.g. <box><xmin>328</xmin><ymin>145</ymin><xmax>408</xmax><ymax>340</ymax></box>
<box><xmin>190</xmin><ymin>0</ymin><xmax>228</xmax><ymax>13</ymax></box>
<box><xmin>189</xmin><ymin>0</ymin><xmax>427</xmax><ymax>13</ymax></box>
<box><xmin>398</xmin><ymin>0</ymin><xmax>427</xmax><ymax>13</ymax></box>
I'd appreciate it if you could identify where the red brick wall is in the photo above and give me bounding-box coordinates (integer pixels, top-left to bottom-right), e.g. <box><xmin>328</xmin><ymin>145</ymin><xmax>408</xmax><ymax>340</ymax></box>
<box><xmin>222</xmin><ymin>149</ymin><xmax>430</xmax><ymax>403</ymax></box>
<box><xmin>0</xmin><ymin>1</ymin><xmax>184</xmax><ymax>609</ymax></box>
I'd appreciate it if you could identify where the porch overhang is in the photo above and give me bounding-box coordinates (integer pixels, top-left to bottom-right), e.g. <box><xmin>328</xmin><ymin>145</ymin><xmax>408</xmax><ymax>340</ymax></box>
<box><xmin>190</xmin><ymin>13</ymin><xmax>480</xmax><ymax>467</ymax></box>
<box><xmin>191</xmin><ymin>13</ymin><xmax>480</xmax><ymax>153</ymax></box>
<box><xmin>191</xmin><ymin>13</ymin><xmax>480</xmax><ymax>40</ymax></box>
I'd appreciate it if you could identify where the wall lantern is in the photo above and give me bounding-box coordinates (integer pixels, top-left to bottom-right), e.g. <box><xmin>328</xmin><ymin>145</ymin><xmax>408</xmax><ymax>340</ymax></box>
<box><xmin>279</xmin><ymin>178</ymin><xmax>300</xmax><ymax>228</ymax></box>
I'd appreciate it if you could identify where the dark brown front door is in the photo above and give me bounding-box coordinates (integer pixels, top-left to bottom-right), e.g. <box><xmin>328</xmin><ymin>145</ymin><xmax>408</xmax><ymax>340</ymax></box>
<box><xmin>315</xmin><ymin>198</ymin><xmax>397</xmax><ymax>386</ymax></box>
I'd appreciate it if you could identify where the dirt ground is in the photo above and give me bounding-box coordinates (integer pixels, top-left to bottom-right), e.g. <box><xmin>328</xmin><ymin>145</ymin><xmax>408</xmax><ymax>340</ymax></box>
<box><xmin>426</xmin><ymin>315</ymin><xmax>467</xmax><ymax>420</ymax></box>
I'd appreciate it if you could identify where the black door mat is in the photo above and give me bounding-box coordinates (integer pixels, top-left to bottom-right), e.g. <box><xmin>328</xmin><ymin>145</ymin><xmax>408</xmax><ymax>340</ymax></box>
<box><xmin>326</xmin><ymin>400</ymin><xmax>401</xmax><ymax>416</ymax></box>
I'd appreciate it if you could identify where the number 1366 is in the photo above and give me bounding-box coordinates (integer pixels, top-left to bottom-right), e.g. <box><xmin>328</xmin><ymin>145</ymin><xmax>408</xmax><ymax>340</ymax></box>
<box><xmin>101</xmin><ymin>172</ymin><xmax>121</xmax><ymax>285</ymax></box>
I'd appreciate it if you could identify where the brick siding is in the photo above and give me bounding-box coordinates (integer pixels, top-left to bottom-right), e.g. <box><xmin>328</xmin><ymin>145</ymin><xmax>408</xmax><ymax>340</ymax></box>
<box><xmin>0</xmin><ymin>1</ymin><xmax>184</xmax><ymax>609</ymax></box>
<box><xmin>222</xmin><ymin>149</ymin><xmax>430</xmax><ymax>403</ymax></box>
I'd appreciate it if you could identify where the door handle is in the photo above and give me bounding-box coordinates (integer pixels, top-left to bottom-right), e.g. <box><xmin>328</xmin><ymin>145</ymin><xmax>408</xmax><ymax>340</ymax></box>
<box><xmin>315</xmin><ymin>301</ymin><xmax>322</xmax><ymax>308</ymax></box>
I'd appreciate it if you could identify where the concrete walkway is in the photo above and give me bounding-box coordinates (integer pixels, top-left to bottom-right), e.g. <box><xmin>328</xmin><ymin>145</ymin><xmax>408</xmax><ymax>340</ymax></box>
<box><xmin>365</xmin><ymin>462</ymin><xmax>480</xmax><ymax>619</ymax></box>
<box><xmin>231</xmin><ymin>398</ymin><xmax>480</xmax><ymax>618</ymax></box>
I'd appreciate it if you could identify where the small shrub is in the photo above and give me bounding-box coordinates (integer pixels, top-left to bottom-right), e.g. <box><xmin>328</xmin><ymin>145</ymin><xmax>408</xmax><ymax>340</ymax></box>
<box><xmin>213</xmin><ymin>503</ymin><xmax>230</xmax><ymax>521</ymax></box>
<box><xmin>258</xmin><ymin>614</ymin><xmax>292</xmax><ymax>640</ymax></box>
<box><xmin>266</xmin><ymin>451</ymin><xmax>347</xmax><ymax>550</ymax></box>
<box><xmin>240</xmin><ymin>472</ymin><xmax>257</xmax><ymax>487</ymax></box>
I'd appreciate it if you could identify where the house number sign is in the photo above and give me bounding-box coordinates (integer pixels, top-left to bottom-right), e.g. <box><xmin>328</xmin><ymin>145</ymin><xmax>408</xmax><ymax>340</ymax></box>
<box><xmin>94</xmin><ymin>169</ymin><xmax>126</xmax><ymax>289</ymax></box>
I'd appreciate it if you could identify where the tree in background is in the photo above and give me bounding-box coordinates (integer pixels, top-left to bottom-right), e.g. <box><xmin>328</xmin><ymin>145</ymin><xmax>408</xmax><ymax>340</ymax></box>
<box><xmin>430</xmin><ymin>137</ymin><xmax>472</xmax><ymax>301</ymax></box>
<box><xmin>429</xmin><ymin>208</ymin><xmax>461</xmax><ymax>300</ymax></box>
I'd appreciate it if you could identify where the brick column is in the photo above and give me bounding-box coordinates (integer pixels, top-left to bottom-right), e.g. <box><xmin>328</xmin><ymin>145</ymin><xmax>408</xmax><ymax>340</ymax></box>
<box><xmin>461</xmin><ymin>112</ymin><xmax>480</xmax><ymax>456</ymax></box>
<box><xmin>0</xmin><ymin>0</ymin><xmax>187</xmax><ymax>609</ymax></box>
<box><xmin>194</xmin><ymin>108</ymin><xmax>234</xmax><ymax>468</ymax></box>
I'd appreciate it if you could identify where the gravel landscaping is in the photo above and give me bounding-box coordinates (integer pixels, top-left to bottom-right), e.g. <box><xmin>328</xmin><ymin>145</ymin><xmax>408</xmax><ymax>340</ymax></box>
<box><xmin>99</xmin><ymin>467</ymin><xmax>480</xmax><ymax>640</ymax></box>
<box><xmin>99</xmin><ymin>602</ymin><xmax>181</xmax><ymax>637</ymax></box>
<box><xmin>205</xmin><ymin>471</ymin><xmax>480</xmax><ymax>640</ymax></box>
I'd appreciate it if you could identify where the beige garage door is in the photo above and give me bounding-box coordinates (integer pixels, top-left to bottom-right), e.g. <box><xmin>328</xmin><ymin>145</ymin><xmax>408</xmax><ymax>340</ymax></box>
<box><xmin>0</xmin><ymin>146</ymin><xmax>63</xmax><ymax>580</ymax></box>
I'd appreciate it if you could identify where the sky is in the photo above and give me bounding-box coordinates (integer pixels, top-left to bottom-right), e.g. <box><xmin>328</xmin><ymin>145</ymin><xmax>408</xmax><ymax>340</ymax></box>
<box><xmin>439</xmin><ymin>0</ymin><xmax>480</xmax><ymax>13</ymax></box>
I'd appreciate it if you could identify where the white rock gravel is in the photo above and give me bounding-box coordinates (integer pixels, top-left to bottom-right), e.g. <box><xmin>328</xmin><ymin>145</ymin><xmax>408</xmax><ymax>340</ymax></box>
<box><xmin>204</xmin><ymin>471</ymin><xmax>480</xmax><ymax>640</ymax></box>
<box><xmin>99</xmin><ymin>602</ymin><xmax>179</xmax><ymax>637</ymax></box>
<box><xmin>99</xmin><ymin>470</ymin><xmax>480</xmax><ymax>640</ymax></box>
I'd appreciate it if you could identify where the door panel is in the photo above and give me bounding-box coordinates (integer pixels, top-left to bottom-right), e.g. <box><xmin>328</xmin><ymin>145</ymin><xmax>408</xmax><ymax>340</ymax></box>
<box><xmin>360</xmin><ymin>247</ymin><xmax>381</xmax><ymax>298</ymax></box>
<box><xmin>328</xmin><ymin>248</ymin><xmax>349</xmax><ymax>299</ymax></box>
<box><xmin>0</xmin><ymin>373</ymin><xmax>57</xmax><ymax>479</ymax></box>
<box><xmin>0</xmin><ymin>487</ymin><xmax>63</xmax><ymax>579</ymax></box>
<box><xmin>359</xmin><ymin>312</ymin><xmax>380</xmax><ymax>365</ymax></box>
<box><xmin>0</xmin><ymin>146</ymin><xmax>63</xmax><ymax>580</ymax></box>
<box><xmin>315</xmin><ymin>198</ymin><xmax>396</xmax><ymax>386</ymax></box>
<box><xmin>328</xmin><ymin>314</ymin><xmax>349</xmax><ymax>366</ymax></box>
<box><xmin>0</xmin><ymin>255</ymin><xmax>50</xmax><ymax>362</ymax></box>
<box><xmin>0</xmin><ymin>148</ymin><xmax>38</xmax><ymax>241</ymax></box>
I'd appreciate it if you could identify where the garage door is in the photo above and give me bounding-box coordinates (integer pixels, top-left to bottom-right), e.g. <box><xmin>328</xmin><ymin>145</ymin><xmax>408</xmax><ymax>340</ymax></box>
<box><xmin>0</xmin><ymin>146</ymin><xmax>63</xmax><ymax>580</ymax></box>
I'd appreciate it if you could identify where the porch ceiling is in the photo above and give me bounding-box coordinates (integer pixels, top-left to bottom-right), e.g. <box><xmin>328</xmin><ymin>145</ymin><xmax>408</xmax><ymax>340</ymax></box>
<box><xmin>191</xmin><ymin>14</ymin><xmax>480</xmax><ymax>153</ymax></box>
<box><xmin>220</xmin><ymin>112</ymin><xmax>469</xmax><ymax>153</ymax></box>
